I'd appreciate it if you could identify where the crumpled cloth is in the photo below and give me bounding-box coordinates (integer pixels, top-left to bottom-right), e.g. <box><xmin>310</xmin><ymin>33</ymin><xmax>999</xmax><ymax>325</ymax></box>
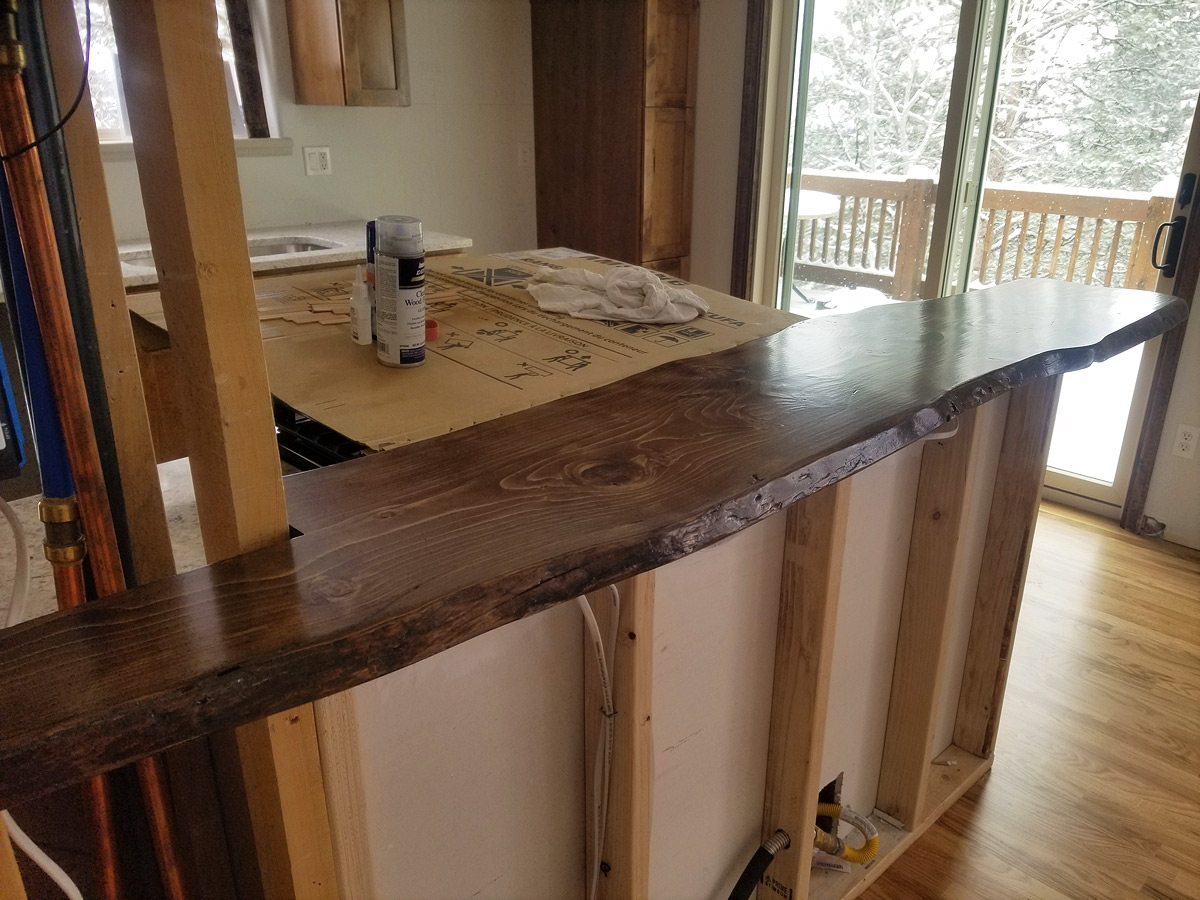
<box><xmin>526</xmin><ymin>265</ymin><xmax>709</xmax><ymax>324</ymax></box>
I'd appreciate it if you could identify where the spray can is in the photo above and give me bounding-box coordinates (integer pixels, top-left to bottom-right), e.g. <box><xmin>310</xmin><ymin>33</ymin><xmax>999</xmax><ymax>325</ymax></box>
<box><xmin>374</xmin><ymin>216</ymin><xmax>425</xmax><ymax>367</ymax></box>
<box><xmin>365</xmin><ymin>219</ymin><xmax>377</xmax><ymax>339</ymax></box>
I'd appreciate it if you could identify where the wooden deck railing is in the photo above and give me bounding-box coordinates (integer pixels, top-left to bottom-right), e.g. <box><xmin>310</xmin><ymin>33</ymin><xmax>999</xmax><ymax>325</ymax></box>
<box><xmin>795</xmin><ymin>171</ymin><xmax>936</xmax><ymax>299</ymax></box>
<box><xmin>795</xmin><ymin>171</ymin><xmax>1172</xmax><ymax>298</ymax></box>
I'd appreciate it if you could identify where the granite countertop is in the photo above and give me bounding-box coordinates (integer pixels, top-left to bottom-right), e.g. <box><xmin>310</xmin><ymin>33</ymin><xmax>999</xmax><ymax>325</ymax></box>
<box><xmin>119</xmin><ymin>220</ymin><xmax>472</xmax><ymax>289</ymax></box>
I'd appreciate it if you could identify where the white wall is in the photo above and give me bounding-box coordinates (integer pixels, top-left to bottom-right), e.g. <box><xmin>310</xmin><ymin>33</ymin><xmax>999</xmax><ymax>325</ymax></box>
<box><xmin>689</xmin><ymin>0</ymin><xmax>748</xmax><ymax>296</ymax></box>
<box><xmin>1144</xmin><ymin>300</ymin><xmax>1200</xmax><ymax>548</ymax></box>
<box><xmin>102</xmin><ymin>0</ymin><xmax>537</xmax><ymax>254</ymax></box>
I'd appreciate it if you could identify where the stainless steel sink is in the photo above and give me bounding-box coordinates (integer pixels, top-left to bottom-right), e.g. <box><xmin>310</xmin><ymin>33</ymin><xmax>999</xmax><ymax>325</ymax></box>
<box><xmin>119</xmin><ymin>236</ymin><xmax>342</xmax><ymax>270</ymax></box>
<box><xmin>247</xmin><ymin>238</ymin><xmax>337</xmax><ymax>257</ymax></box>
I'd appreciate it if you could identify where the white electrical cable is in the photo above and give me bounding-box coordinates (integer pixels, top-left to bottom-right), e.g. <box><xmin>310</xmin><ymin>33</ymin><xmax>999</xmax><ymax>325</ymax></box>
<box><xmin>1</xmin><ymin>495</ymin><xmax>87</xmax><ymax>900</ymax></box>
<box><xmin>1</xmin><ymin>495</ymin><xmax>31</xmax><ymax>629</ymax></box>
<box><xmin>1</xmin><ymin>810</ymin><xmax>84</xmax><ymax>900</ymax></box>
<box><xmin>577</xmin><ymin>585</ymin><xmax>619</xmax><ymax>900</ymax></box>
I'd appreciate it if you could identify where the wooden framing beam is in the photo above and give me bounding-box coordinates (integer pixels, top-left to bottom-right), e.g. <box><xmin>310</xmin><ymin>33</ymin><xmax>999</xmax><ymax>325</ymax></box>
<box><xmin>106</xmin><ymin>2</ymin><xmax>339</xmax><ymax>898</ymax></box>
<box><xmin>954</xmin><ymin>376</ymin><xmax>1061</xmax><ymax>756</ymax></box>
<box><xmin>583</xmin><ymin>575</ymin><xmax>655</xmax><ymax>900</ymax></box>
<box><xmin>758</xmin><ymin>481</ymin><xmax>851</xmax><ymax>900</ymax></box>
<box><xmin>0</xmin><ymin>817</ymin><xmax>26</xmax><ymax>900</ymax></box>
<box><xmin>876</xmin><ymin>410</ymin><xmax>979</xmax><ymax>827</ymax></box>
<box><xmin>41</xmin><ymin>2</ymin><xmax>232</xmax><ymax>892</ymax></box>
<box><xmin>43</xmin><ymin>0</ymin><xmax>175</xmax><ymax>586</ymax></box>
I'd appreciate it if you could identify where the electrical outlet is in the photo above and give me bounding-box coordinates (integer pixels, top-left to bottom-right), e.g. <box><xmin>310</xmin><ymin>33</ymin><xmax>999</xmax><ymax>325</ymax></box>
<box><xmin>517</xmin><ymin>141</ymin><xmax>533</xmax><ymax>168</ymax></box>
<box><xmin>303</xmin><ymin>146</ymin><xmax>333</xmax><ymax>176</ymax></box>
<box><xmin>1173</xmin><ymin>424</ymin><xmax>1197</xmax><ymax>459</ymax></box>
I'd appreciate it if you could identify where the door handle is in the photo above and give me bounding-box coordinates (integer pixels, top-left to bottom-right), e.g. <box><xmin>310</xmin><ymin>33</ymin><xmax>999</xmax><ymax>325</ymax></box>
<box><xmin>1151</xmin><ymin>215</ymin><xmax>1187</xmax><ymax>279</ymax></box>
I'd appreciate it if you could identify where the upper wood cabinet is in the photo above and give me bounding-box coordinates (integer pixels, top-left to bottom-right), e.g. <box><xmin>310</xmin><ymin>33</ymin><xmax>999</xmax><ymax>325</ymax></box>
<box><xmin>531</xmin><ymin>0</ymin><xmax>699</xmax><ymax>277</ymax></box>
<box><xmin>285</xmin><ymin>0</ymin><xmax>411</xmax><ymax>106</ymax></box>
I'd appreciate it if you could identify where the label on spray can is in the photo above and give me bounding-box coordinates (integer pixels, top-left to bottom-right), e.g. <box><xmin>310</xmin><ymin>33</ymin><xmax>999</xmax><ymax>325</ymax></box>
<box><xmin>376</xmin><ymin>253</ymin><xmax>426</xmax><ymax>367</ymax></box>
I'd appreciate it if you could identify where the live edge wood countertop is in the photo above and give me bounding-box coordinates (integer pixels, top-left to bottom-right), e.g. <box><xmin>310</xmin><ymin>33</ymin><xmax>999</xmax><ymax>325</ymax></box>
<box><xmin>0</xmin><ymin>280</ymin><xmax>1187</xmax><ymax>806</ymax></box>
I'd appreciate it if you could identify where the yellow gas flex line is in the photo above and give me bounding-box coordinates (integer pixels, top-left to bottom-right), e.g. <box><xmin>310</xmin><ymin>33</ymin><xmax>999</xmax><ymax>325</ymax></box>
<box><xmin>812</xmin><ymin>803</ymin><xmax>880</xmax><ymax>865</ymax></box>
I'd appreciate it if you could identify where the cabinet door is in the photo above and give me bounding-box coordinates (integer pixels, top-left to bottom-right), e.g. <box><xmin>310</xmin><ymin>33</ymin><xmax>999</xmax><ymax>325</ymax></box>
<box><xmin>286</xmin><ymin>0</ymin><xmax>346</xmax><ymax>105</ymax></box>
<box><xmin>339</xmin><ymin>0</ymin><xmax>411</xmax><ymax>106</ymax></box>
<box><xmin>642</xmin><ymin>106</ymin><xmax>694</xmax><ymax>263</ymax></box>
<box><xmin>645</xmin><ymin>0</ymin><xmax>699</xmax><ymax>108</ymax></box>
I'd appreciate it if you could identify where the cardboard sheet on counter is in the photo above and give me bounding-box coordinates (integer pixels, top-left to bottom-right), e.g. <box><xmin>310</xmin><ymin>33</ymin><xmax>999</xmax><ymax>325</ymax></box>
<box><xmin>128</xmin><ymin>252</ymin><xmax>798</xmax><ymax>450</ymax></box>
<box><xmin>260</xmin><ymin>253</ymin><xmax>798</xmax><ymax>449</ymax></box>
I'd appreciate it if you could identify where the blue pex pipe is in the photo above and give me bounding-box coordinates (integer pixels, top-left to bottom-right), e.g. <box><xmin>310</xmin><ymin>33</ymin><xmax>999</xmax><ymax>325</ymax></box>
<box><xmin>0</xmin><ymin>167</ymin><xmax>75</xmax><ymax>498</ymax></box>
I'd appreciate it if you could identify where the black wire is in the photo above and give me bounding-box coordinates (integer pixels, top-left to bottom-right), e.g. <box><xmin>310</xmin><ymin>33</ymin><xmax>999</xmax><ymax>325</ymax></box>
<box><xmin>0</xmin><ymin>0</ymin><xmax>91</xmax><ymax>162</ymax></box>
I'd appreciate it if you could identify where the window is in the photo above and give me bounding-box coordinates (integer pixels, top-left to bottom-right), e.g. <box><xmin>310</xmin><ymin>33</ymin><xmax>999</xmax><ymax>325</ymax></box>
<box><xmin>73</xmin><ymin>0</ymin><xmax>270</xmax><ymax>141</ymax></box>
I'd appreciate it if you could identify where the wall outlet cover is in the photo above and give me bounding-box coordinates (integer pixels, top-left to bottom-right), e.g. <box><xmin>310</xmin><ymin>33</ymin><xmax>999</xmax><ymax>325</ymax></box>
<box><xmin>304</xmin><ymin>146</ymin><xmax>333</xmax><ymax>176</ymax></box>
<box><xmin>1172</xmin><ymin>423</ymin><xmax>1197</xmax><ymax>459</ymax></box>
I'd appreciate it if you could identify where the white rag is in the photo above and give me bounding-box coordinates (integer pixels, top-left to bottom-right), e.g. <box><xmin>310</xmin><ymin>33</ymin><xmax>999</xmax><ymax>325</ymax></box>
<box><xmin>526</xmin><ymin>265</ymin><xmax>709</xmax><ymax>324</ymax></box>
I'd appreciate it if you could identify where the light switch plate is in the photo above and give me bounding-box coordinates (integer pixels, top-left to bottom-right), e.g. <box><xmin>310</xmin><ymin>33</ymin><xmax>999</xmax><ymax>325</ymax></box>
<box><xmin>303</xmin><ymin>146</ymin><xmax>333</xmax><ymax>176</ymax></box>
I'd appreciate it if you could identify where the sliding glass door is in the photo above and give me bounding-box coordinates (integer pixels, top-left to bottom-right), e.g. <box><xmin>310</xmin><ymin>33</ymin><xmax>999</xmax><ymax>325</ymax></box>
<box><xmin>769</xmin><ymin>0</ymin><xmax>1200</xmax><ymax>512</ymax></box>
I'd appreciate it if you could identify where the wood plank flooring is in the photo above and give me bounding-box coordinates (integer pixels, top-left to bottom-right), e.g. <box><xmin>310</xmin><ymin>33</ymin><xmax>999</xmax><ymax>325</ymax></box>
<box><xmin>861</xmin><ymin>502</ymin><xmax>1200</xmax><ymax>900</ymax></box>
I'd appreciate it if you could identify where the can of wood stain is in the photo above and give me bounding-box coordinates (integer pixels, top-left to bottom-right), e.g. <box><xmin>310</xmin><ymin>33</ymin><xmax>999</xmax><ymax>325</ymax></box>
<box><xmin>375</xmin><ymin>216</ymin><xmax>425</xmax><ymax>367</ymax></box>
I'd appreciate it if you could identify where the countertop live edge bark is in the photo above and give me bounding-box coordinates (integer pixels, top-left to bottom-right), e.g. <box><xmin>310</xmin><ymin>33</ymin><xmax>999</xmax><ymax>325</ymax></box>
<box><xmin>0</xmin><ymin>279</ymin><xmax>1187</xmax><ymax>806</ymax></box>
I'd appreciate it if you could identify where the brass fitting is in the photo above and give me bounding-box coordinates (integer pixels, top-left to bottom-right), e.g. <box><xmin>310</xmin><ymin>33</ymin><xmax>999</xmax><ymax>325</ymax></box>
<box><xmin>0</xmin><ymin>0</ymin><xmax>22</xmax><ymax>75</ymax></box>
<box><xmin>39</xmin><ymin>496</ymin><xmax>87</xmax><ymax>567</ymax></box>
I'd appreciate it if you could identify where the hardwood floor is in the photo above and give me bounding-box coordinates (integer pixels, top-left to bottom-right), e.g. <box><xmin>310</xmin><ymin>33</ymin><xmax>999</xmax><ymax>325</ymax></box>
<box><xmin>862</xmin><ymin>502</ymin><xmax>1200</xmax><ymax>900</ymax></box>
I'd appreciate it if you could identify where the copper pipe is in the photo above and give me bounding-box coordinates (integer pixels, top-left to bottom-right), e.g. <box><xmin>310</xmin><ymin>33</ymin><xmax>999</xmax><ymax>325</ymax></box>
<box><xmin>0</xmin><ymin>8</ymin><xmax>123</xmax><ymax>599</ymax></box>
<box><xmin>80</xmin><ymin>774</ymin><xmax>123</xmax><ymax>900</ymax></box>
<box><xmin>40</xmin><ymin>496</ymin><xmax>120</xmax><ymax>900</ymax></box>
<box><xmin>3</xmin><ymin>17</ymin><xmax>187</xmax><ymax>897</ymax></box>
<box><xmin>136</xmin><ymin>757</ymin><xmax>190</xmax><ymax>900</ymax></box>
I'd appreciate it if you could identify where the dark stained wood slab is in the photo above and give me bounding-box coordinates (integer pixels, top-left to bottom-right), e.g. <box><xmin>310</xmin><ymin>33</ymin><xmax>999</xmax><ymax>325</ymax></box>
<box><xmin>0</xmin><ymin>280</ymin><xmax>1187</xmax><ymax>806</ymax></box>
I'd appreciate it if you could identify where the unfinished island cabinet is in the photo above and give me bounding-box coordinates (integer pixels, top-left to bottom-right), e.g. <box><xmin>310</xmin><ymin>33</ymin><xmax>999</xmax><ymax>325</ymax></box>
<box><xmin>531</xmin><ymin>0</ymin><xmax>698</xmax><ymax>277</ymax></box>
<box><xmin>285</xmin><ymin>0</ymin><xmax>411</xmax><ymax>106</ymax></box>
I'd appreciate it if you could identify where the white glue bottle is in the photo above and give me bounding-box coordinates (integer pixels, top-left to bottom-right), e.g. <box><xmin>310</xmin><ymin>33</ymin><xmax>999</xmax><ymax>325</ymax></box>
<box><xmin>349</xmin><ymin>265</ymin><xmax>372</xmax><ymax>345</ymax></box>
<box><xmin>375</xmin><ymin>215</ymin><xmax>425</xmax><ymax>367</ymax></box>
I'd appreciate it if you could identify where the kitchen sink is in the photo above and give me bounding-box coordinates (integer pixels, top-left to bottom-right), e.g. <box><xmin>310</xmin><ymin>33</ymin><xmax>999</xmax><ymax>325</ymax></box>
<box><xmin>119</xmin><ymin>236</ymin><xmax>343</xmax><ymax>270</ymax></box>
<box><xmin>248</xmin><ymin>239</ymin><xmax>336</xmax><ymax>257</ymax></box>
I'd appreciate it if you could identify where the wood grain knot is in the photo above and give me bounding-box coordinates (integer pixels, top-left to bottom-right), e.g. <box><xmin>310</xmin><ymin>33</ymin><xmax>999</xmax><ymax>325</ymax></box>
<box><xmin>567</xmin><ymin>457</ymin><xmax>648</xmax><ymax>487</ymax></box>
<box><xmin>305</xmin><ymin>575</ymin><xmax>357</xmax><ymax>603</ymax></box>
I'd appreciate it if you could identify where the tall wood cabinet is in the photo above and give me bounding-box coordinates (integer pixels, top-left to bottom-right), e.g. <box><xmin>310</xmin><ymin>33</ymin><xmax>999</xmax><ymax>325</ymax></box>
<box><xmin>531</xmin><ymin>0</ymin><xmax>699</xmax><ymax>278</ymax></box>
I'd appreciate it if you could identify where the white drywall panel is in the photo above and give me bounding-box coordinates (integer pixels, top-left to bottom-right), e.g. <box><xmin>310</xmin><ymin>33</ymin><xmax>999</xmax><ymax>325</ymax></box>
<box><xmin>354</xmin><ymin>600</ymin><xmax>583</xmax><ymax>900</ymax></box>
<box><xmin>819</xmin><ymin>443</ymin><xmax>923</xmax><ymax>816</ymax></box>
<box><xmin>648</xmin><ymin>513</ymin><xmax>786</xmax><ymax>900</ymax></box>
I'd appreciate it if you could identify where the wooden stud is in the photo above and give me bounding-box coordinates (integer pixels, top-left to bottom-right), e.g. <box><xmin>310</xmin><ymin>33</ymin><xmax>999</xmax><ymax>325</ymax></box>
<box><xmin>759</xmin><ymin>481</ymin><xmax>851</xmax><ymax>900</ymax></box>
<box><xmin>107</xmin><ymin>3</ymin><xmax>340</xmax><ymax>898</ymax></box>
<box><xmin>43</xmin><ymin>0</ymin><xmax>176</xmax><ymax>586</ymax></box>
<box><xmin>593</xmin><ymin>574</ymin><xmax>655</xmax><ymax>900</ymax></box>
<box><xmin>0</xmin><ymin>817</ymin><xmax>26</xmax><ymax>900</ymax></box>
<box><xmin>314</xmin><ymin>694</ymin><xmax>374</xmax><ymax>900</ymax></box>
<box><xmin>876</xmin><ymin>410</ymin><xmax>979</xmax><ymax>828</ymax></box>
<box><xmin>954</xmin><ymin>376</ymin><xmax>1061</xmax><ymax>757</ymax></box>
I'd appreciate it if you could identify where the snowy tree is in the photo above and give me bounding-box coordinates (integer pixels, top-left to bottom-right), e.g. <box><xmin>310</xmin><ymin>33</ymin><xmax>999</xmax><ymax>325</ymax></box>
<box><xmin>800</xmin><ymin>0</ymin><xmax>1200</xmax><ymax>191</ymax></box>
